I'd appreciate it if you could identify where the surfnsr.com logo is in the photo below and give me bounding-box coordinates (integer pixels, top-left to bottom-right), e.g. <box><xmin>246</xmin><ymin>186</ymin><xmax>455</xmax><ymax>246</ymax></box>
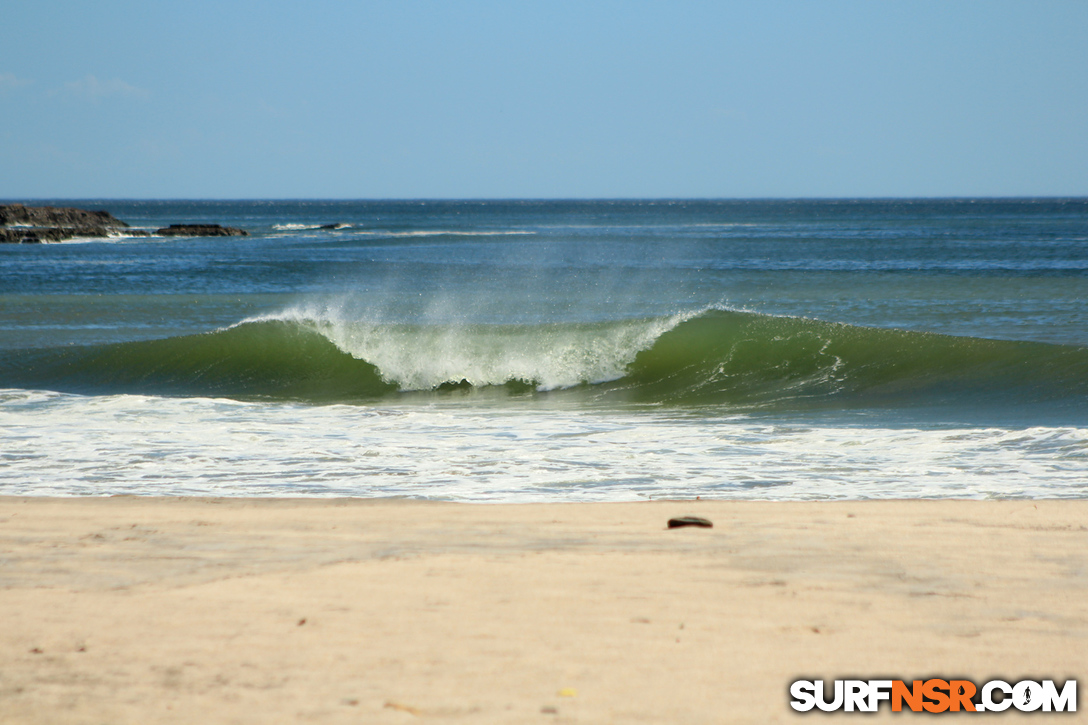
<box><xmin>790</xmin><ymin>679</ymin><xmax>1076</xmax><ymax>713</ymax></box>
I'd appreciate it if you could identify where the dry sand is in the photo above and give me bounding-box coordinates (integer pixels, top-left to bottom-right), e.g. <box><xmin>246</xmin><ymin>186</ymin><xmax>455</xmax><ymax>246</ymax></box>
<box><xmin>0</xmin><ymin>497</ymin><xmax>1085</xmax><ymax>723</ymax></box>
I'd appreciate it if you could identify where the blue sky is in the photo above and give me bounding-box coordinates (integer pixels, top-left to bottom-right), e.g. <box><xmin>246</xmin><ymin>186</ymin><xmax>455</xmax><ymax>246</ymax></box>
<box><xmin>2</xmin><ymin>1</ymin><xmax>1086</xmax><ymax>199</ymax></box>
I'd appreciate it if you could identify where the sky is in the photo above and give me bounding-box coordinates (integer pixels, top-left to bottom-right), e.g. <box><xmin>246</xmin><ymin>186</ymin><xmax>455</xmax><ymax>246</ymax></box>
<box><xmin>2</xmin><ymin>1</ymin><xmax>1086</xmax><ymax>199</ymax></box>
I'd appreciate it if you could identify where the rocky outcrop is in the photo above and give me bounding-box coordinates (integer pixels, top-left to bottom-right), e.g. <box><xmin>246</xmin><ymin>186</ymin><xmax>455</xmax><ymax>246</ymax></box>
<box><xmin>0</xmin><ymin>203</ymin><xmax>131</xmax><ymax>243</ymax></box>
<box><xmin>1</xmin><ymin>226</ymin><xmax>107</xmax><ymax>243</ymax></box>
<box><xmin>155</xmin><ymin>224</ymin><xmax>248</xmax><ymax>237</ymax></box>
<box><xmin>0</xmin><ymin>204</ymin><xmax>248</xmax><ymax>243</ymax></box>
<box><xmin>0</xmin><ymin>203</ymin><xmax>129</xmax><ymax>230</ymax></box>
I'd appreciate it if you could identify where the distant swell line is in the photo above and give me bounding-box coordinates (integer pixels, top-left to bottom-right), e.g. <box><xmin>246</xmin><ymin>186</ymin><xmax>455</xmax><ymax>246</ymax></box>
<box><xmin>269</xmin><ymin>225</ymin><xmax>537</xmax><ymax>237</ymax></box>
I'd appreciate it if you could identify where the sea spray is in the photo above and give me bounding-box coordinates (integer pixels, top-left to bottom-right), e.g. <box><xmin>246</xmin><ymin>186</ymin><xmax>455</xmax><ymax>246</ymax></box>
<box><xmin>243</xmin><ymin>300</ymin><xmax>698</xmax><ymax>390</ymax></box>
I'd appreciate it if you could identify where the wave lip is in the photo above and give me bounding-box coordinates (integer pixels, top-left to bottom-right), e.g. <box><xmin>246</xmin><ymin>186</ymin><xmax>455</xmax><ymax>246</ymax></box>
<box><xmin>2</xmin><ymin>308</ymin><xmax>1087</xmax><ymax>410</ymax></box>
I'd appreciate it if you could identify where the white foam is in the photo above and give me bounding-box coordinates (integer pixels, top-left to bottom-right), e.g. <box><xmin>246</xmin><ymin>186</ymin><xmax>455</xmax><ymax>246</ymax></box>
<box><xmin>241</xmin><ymin>305</ymin><xmax>697</xmax><ymax>391</ymax></box>
<box><xmin>380</xmin><ymin>230</ymin><xmax>535</xmax><ymax>237</ymax></box>
<box><xmin>268</xmin><ymin>225</ymin><xmax>534</xmax><ymax>237</ymax></box>
<box><xmin>3</xmin><ymin>388</ymin><xmax>1086</xmax><ymax>501</ymax></box>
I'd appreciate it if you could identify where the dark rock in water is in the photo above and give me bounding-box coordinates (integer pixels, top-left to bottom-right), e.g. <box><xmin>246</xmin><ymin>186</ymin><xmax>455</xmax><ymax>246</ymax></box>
<box><xmin>155</xmin><ymin>224</ymin><xmax>249</xmax><ymax>237</ymax></box>
<box><xmin>1</xmin><ymin>227</ymin><xmax>87</xmax><ymax>243</ymax></box>
<box><xmin>0</xmin><ymin>203</ymin><xmax>129</xmax><ymax>243</ymax></box>
<box><xmin>667</xmin><ymin>516</ymin><xmax>713</xmax><ymax>529</ymax></box>
<box><xmin>0</xmin><ymin>204</ymin><xmax>247</xmax><ymax>243</ymax></box>
<box><xmin>503</xmin><ymin>378</ymin><xmax>537</xmax><ymax>394</ymax></box>
<box><xmin>0</xmin><ymin>203</ymin><xmax>128</xmax><ymax>229</ymax></box>
<box><xmin>0</xmin><ymin>228</ymin><xmax>38</xmax><ymax>243</ymax></box>
<box><xmin>436</xmin><ymin>378</ymin><xmax>474</xmax><ymax>392</ymax></box>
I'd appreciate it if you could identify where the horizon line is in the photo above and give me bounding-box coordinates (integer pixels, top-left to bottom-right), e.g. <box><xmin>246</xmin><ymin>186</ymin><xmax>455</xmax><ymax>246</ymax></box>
<box><xmin>5</xmin><ymin>195</ymin><xmax>1088</xmax><ymax>203</ymax></box>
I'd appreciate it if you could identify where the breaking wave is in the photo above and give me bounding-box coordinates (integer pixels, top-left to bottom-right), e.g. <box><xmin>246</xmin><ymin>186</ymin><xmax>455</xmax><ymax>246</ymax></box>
<box><xmin>3</xmin><ymin>308</ymin><xmax>1087</xmax><ymax>410</ymax></box>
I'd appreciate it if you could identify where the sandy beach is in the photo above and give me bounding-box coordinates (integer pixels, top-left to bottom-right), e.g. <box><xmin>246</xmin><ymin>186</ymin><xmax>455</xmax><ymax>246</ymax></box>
<box><xmin>1</xmin><ymin>497</ymin><xmax>1085</xmax><ymax>723</ymax></box>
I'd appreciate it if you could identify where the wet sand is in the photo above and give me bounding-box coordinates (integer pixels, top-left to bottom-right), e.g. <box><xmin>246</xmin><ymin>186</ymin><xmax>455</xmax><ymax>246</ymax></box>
<box><xmin>1</xmin><ymin>497</ymin><xmax>1085</xmax><ymax>723</ymax></box>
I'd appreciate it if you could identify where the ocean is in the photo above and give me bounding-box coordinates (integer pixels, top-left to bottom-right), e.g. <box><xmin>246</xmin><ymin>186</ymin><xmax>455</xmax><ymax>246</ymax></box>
<box><xmin>2</xmin><ymin>199</ymin><xmax>1087</xmax><ymax>501</ymax></box>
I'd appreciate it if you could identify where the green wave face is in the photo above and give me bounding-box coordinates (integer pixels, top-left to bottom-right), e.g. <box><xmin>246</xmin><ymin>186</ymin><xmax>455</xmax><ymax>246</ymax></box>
<box><xmin>2</xmin><ymin>309</ymin><xmax>1087</xmax><ymax>410</ymax></box>
<box><xmin>0</xmin><ymin>320</ymin><xmax>396</xmax><ymax>402</ymax></box>
<box><xmin>619</xmin><ymin>309</ymin><xmax>1088</xmax><ymax>408</ymax></box>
